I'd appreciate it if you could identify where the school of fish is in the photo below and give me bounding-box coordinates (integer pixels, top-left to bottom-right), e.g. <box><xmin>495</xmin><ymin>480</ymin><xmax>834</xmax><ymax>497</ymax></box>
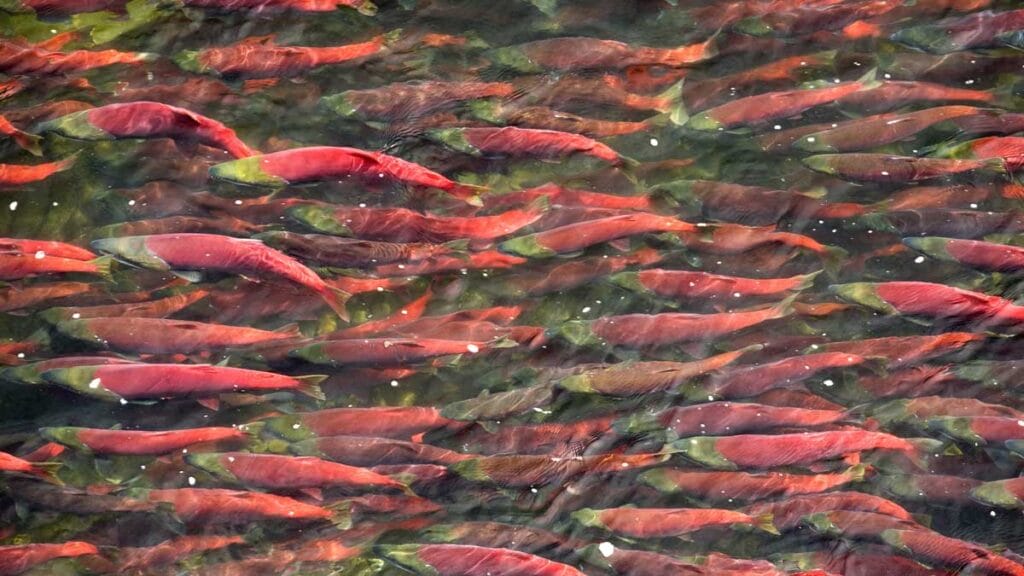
<box><xmin>1</xmin><ymin>0</ymin><xmax>1024</xmax><ymax>574</ymax></box>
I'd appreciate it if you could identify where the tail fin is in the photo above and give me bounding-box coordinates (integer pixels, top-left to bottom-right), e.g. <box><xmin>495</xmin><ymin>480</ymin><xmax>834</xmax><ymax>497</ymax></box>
<box><xmin>846</xmin><ymin>463</ymin><xmax>870</xmax><ymax>483</ymax></box>
<box><xmin>656</xmin><ymin>80</ymin><xmax>688</xmax><ymax>125</ymax></box>
<box><xmin>982</xmin><ymin>157</ymin><xmax>1009</xmax><ymax>177</ymax></box>
<box><xmin>754</xmin><ymin>513</ymin><xmax>780</xmax><ymax>535</ymax></box>
<box><xmin>11</xmin><ymin>128</ymin><xmax>42</xmax><ymax>156</ymax></box>
<box><xmin>796</xmin><ymin>270</ymin><xmax>823</xmax><ymax>291</ymax></box>
<box><xmin>320</xmin><ymin>286</ymin><xmax>351</xmax><ymax>322</ymax></box>
<box><xmin>293</xmin><ymin>374</ymin><xmax>327</xmax><ymax>401</ymax></box>
<box><xmin>772</xmin><ymin>293</ymin><xmax>799</xmax><ymax>319</ymax></box>
<box><xmin>449</xmin><ymin>182</ymin><xmax>487</xmax><ymax>207</ymax></box>
<box><xmin>823</xmin><ymin>246</ymin><xmax>850</xmax><ymax>280</ymax></box>
<box><xmin>90</xmin><ymin>255</ymin><xmax>114</xmax><ymax>282</ymax></box>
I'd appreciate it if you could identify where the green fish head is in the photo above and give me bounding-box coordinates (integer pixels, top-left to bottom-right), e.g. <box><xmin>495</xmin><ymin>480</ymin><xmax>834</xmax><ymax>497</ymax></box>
<box><xmin>172</xmin><ymin>50</ymin><xmax>210</xmax><ymax>74</ymax></box>
<box><xmin>184</xmin><ymin>453</ymin><xmax>237</xmax><ymax>482</ymax></box>
<box><xmin>498</xmin><ymin>234</ymin><xmax>556</xmax><ymax>259</ymax></box>
<box><xmin>802</xmin><ymin>154</ymin><xmax>838</xmax><ymax>176</ymax></box>
<box><xmin>971</xmin><ymin>481</ymin><xmax>1021</xmax><ymax>509</ymax></box>
<box><xmin>90</xmin><ymin>236</ymin><xmax>169</xmax><ymax>271</ymax></box>
<box><xmin>353</xmin><ymin>0</ymin><xmax>378</xmax><ymax>16</ymax></box>
<box><xmin>209</xmin><ymin>157</ymin><xmax>287</xmax><ymax>188</ymax></box>
<box><xmin>902</xmin><ymin>237</ymin><xmax>952</xmax><ymax>262</ymax></box>
<box><xmin>638</xmin><ymin>468</ymin><xmax>680</xmax><ymax>494</ymax></box>
<box><xmin>1006</xmin><ymin>439</ymin><xmax>1024</xmax><ymax>458</ymax></box>
<box><xmin>670</xmin><ymin>436</ymin><xmax>737</xmax><ymax>470</ymax></box>
<box><xmin>37</xmin><ymin>110</ymin><xmax>110</xmax><ymax>141</ymax></box>
<box><xmin>570</xmin><ymin>508</ymin><xmax>605</xmax><ymax>529</ymax></box>
<box><xmin>41</xmin><ymin>366</ymin><xmax>120</xmax><ymax>401</ymax></box>
<box><xmin>486</xmin><ymin>47</ymin><xmax>542</xmax><ymax>74</ymax></box>
<box><xmin>321</xmin><ymin>93</ymin><xmax>360</xmax><ymax>118</ymax></box>
<box><xmin>376</xmin><ymin>544</ymin><xmax>436</xmax><ymax>576</ymax></box>
<box><xmin>608</xmin><ymin>271</ymin><xmax>647</xmax><ymax>294</ymax></box>
<box><xmin>287</xmin><ymin>205</ymin><xmax>352</xmax><ymax>236</ymax></box>
<box><xmin>890</xmin><ymin>25</ymin><xmax>957</xmax><ymax>54</ymax></box>
<box><xmin>426</xmin><ymin>128</ymin><xmax>477</xmax><ymax>155</ymax></box>
<box><xmin>39</xmin><ymin>427</ymin><xmax>89</xmax><ymax>452</ymax></box>
<box><xmin>685</xmin><ymin>111</ymin><xmax>723</xmax><ymax>132</ymax></box>
<box><xmin>53</xmin><ymin>320</ymin><xmax>104</xmax><ymax>346</ymax></box>
<box><xmin>829</xmin><ymin>283</ymin><xmax>899</xmax><ymax>315</ymax></box>
<box><xmin>792</xmin><ymin>132</ymin><xmax>836</xmax><ymax>153</ymax></box>
<box><xmin>259</xmin><ymin>415</ymin><xmax>315</xmax><ymax>443</ymax></box>
<box><xmin>929</xmin><ymin>417</ymin><xmax>980</xmax><ymax>443</ymax></box>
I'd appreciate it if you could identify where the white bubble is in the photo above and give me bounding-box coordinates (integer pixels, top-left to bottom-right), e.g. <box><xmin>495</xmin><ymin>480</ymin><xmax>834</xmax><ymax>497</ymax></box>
<box><xmin>187</xmin><ymin>476</ymin><xmax>196</xmax><ymax>486</ymax></box>
<box><xmin>8</xmin><ymin>202</ymin><xmax>16</xmax><ymax>211</ymax></box>
<box><xmin>34</xmin><ymin>250</ymin><xmax>45</xmax><ymax>259</ymax></box>
<box><xmin>467</xmin><ymin>344</ymin><xmax>480</xmax><ymax>353</ymax></box>
<box><xmin>88</xmin><ymin>378</ymin><xmax>102</xmax><ymax>389</ymax></box>
<box><xmin>599</xmin><ymin>542</ymin><xmax>615</xmax><ymax>557</ymax></box>
<box><xmin>649</xmin><ymin>138</ymin><xmax>659</xmax><ymax>147</ymax></box>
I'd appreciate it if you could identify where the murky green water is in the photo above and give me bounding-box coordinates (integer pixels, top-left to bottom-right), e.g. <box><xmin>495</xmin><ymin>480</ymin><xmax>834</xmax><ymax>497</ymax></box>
<box><xmin>2</xmin><ymin>1</ymin><xmax>1024</xmax><ymax>575</ymax></box>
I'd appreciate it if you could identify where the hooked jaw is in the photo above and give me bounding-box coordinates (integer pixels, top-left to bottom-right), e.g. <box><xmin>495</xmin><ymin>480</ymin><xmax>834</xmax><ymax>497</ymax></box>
<box><xmin>40</xmin><ymin>366</ymin><xmax>120</xmax><ymax>401</ymax></box>
<box><xmin>802</xmin><ymin>155</ymin><xmax>838</xmax><ymax>176</ymax></box>
<box><xmin>971</xmin><ymin>481</ymin><xmax>1022</xmax><ymax>509</ymax></box>
<box><xmin>902</xmin><ymin>237</ymin><xmax>953</xmax><ymax>263</ymax></box>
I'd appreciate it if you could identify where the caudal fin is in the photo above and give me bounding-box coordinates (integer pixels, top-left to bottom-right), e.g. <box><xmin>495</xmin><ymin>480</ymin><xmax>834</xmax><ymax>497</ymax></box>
<box><xmin>293</xmin><ymin>374</ymin><xmax>327</xmax><ymax>401</ymax></box>
<box><xmin>449</xmin><ymin>182</ymin><xmax>487</xmax><ymax>207</ymax></box>
<box><xmin>320</xmin><ymin>286</ymin><xmax>352</xmax><ymax>322</ymax></box>
<box><xmin>90</xmin><ymin>255</ymin><xmax>114</xmax><ymax>282</ymax></box>
<box><xmin>11</xmin><ymin>129</ymin><xmax>42</xmax><ymax>156</ymax></box>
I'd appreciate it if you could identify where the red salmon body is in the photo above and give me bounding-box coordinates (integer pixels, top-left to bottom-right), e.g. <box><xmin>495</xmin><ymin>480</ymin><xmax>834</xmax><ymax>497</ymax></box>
<box><xmin>260</xmin><ymin>406</ymin><xmax>459</xmax><ymax>441</ymax></box>
<box><xmin>186</xmin><ymin>452</ymin><xmax>406</xmax><ymax>491</ymax></box>
<box><xmin>706</xmin><ymin>352</ymin><xmax>868</xmax><ymax>399</ymax></box>
<box><xmin>0</xmin><ymin>157</ymin><xmax>74</xmax><ymax>187</ymax></box>
<box><xmin>381</xmin><ymin>543</ymin><xmax>586</xmax><ymax>576</ymax></box>
<box><xmin>291</xmin><ymin>337</ymin><xmax>498</xmax><ymax>366</ymax></box>
<box><xmin>641</xmin><ymin>465</ymin><xmax>867</xmax><ymax>501</ymax></box>
<box><xmin>498</xmin><ymin>36</ymin><xmax>716</xmax><ymax>71</ymax></box>
<box><xmin>54</xmin><ymin>317</ymin><xmax>299</xmax><ymax>354</ymax></box>
<box><xmin>181</xmin><ymin>35</ymin><xmax>388</xmax><ymax>78</ymax></box>
<box><xmin>0</xmin><ymin>253</ymin><xmax>108</xmax><ymax>281</ymax></box>
<box><xmin>41</xmin><ymin>426</ymin><xmax>247</xmax><ymax>455</ymax></box>
<box><xmin>501</xmin><ymin>214</ymin><xmax>695</xmax><ymax>257</ymax></box>
<box><xmin>618</xmin><ymin>269</ymin><xmax>817</xmax><ymax>301</ymax></box>
<box><xmin>40</xmin><ymin>363</ymin><xmax>323</xmax><ymax>400</ymax></box>
<box><xmin>430</xmin><ymin>126</ymin><xmax>624</xmax><ymax>164</ymax></box>
<box><xmin>906</xmin><ymin>237</ymin><xmax>1024</xmax><ymax>272</ymax></box>
<box><xmin>676</xmin><ymin>430</ymin><xmax>916</xmax><ymax>469</ymax></box>
<box><xmin>292</xmin><ymin>435</ymin><xmax>472</xmax><ymax>466</ymax></box>
<box><xmin>140</xmin><ymin>488</ymin><xmax>333</xmax><ymax>523</ymax></box>
<box><xmin>574</xmin><ymin>506</ymin><xmax>771</xmax><ymax>538</ymax></box>
<box><xmin>834</xmin><ymin>281</ymin><xmax>1024</xmax><ymax>327</ymax></box>
<box><xmin>0</xmin><ymin>542</ymin><xmax>99</xmax><ymax>576</ymax></box>
<box><xmin>182</xmin><ymin>0</ymin><xmax>374</xmax><ymax>13</ymax></box>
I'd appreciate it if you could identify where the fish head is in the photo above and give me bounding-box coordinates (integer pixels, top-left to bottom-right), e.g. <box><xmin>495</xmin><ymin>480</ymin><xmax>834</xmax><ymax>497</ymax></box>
<box><xmin>54</xmin><ymin>320</ymin><xmax>105</xmax><ymax>346</ymax></box>
<box><xmin>569</xmin><ymin>508</ymin><xmax>605</xmax><ymax>529</ymax></box>
<box><xmin>39</xmin><ymin>427</ymin><xmax>89</xmax><ymax>451</ymax></box>
<box><xmin>684</xmin><ymin>112</ymin><xmax>723</xmax><ymax>132</ymax></box>
<box><xmin>350</xmin><ymin>0</ymin><xmax>377</xmax><ymax>16</ymax></box>
<box><xmin>486</xmin><ymin>47</ymin><xmax>543</xmax><ymax>74</ymax></box>
<box><xmin>999</xmin><ymin>31</ymin><xmax>1024</xmax><ymax>50</ymax></box>
<box><xmin>648</xmin><ymin>180</ymin><xmax>703</xmax><ymax>212</ymax></box>
<box><xmin>890</xmin><ymin>25</ymin><xmax>957</xmax><ymax>54</ymax></box>
<box><xmin>426</xmin><ymin>128</ymin><xmax>478</xmax><ymax>156</ymax></box>
<box><xmin>375</xmin><ymin>544</ymin><xmax>435</xmax><ymax>575</ymax></box>
<box><xmin>498</xmin><ymin>234</ymin><xmax>556</xmax><ymax>258</ymax></box>
<box><xmin>184</xmin><ymin>453</ymin><xmax>237</xmax><ymax>482</ymax></box>
<box><xmin>36</xmin><ymin>110</ymin><xmax>110</xmax><ymax>140</ymax></box>
<box><xmin>802</xmin><ymin>155</ymin><xmax>838</xmax><ymax>176</ymax></box>
<box><xmin>172</xmin><ymin>50</ymin><xmax>210</xmax><ymax>74</ymax></box>
<box><xmin>41</xmin><ymin>366</ymin><xmax>120</xmax><ymax>401</ymax></box>
<box><xmin>802</xmin><ymin>512</ymin><xmax>841</xmax><ymax>537</ymax></box>
<box><xmin>901</xmin><ymin>237</ymin><xmax>952</xmax><ymax>262</ymax></box>
<box><xmin>928</xmin><ymin>416</ymin><xmax>981</xmax><ymax>444</ymax></box>
<box><xmin>638</xmin><ymin>468</ymin><xmax>680</xmax><ymax>494</ymax></box>
<box><xmin>288</xmin><ymin>342</ymin><xmax>334</xmax><ymax>366</ymax></box>
<box><xmin>970</xmin><ymin>481</ymin><xmax>1020</xmax><ymax>509</ymax></box>
<box><xmin>669</xmin><ymin>436</ymin><xmax>736</xmax><ymax>470</ymax></box>
<box><xmin>829</xmin><ymin>283</ymin><xmax>899</xmax><ymax>315</ymax></box>
<box><xmin>321</xmin><ymin>93</ymin><xmax>359</xmax><ymax>118</ymax></box>
<box><xmin>792</xmin><ymin>132</ymin><xmax>837</xmax><ymax>153</ymax></box>
<box><xmin>259</xmin><ymin>415</ymin><xmax>315</xmax><ymax>442</ymax></box>
<box><xmin>90</xmin><ymin>236</ymin><xmax>169</xmax><ymax>271</ymax></box>
<box><xmin>1006</xmin><ymin>440</ymin><xmax>1024</xmax><ymax>459</ymax></box>
<box><xmin>287</xmin><ymin>205</ymin><xmax>352</xmax><ymax>236</ymax></box>
<box><xmin>208</xmin><ymin>157</ymin><xmax>287</xmax><ymax>188</ymax></box>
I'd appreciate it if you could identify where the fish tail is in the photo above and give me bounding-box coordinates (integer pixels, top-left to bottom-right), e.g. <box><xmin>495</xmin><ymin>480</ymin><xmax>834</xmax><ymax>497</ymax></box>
<box><xmin>656</xmin><ymin>80</ymin><xmax>688</xmax><ymax>126</ymax></box>
<box><xmin>822</xmin><ymin>246</ymin><xmax>850</xmax><ymax>280</ymax></box>
<box><xmin>320</xmin><ymin>286</ymin><xmax>351</xmax><ymax>322</ymax></box>
<box><xmin>90</xmin><ymin>255</ymin><xmax>114</xmax><ymax>282</ymax></box>
<box><xmin>981</xmin><ymin>157</ymin><xmax>1009</xmax><ymax>176</ymax></box>
<box><xmin>381</xmin><ymin>28</ymin><xmax>404</xmax><ymax>48</ymax></box>
<box><xmin>753</xmin><ymin>513</ymin><xmax>780</xmax><ymax>535</ymax></box>
<box><xmin>772</xmin><ymin>293</ymin><xmax>799</xmax><ymax>319</ymax></box>
<box><xmin>855</xmin><ymin>67</ymin><xmax>880</xmax><ymax>90</ymax></box>
<box><xmin>12</xmin><ymin>129</ymin><xmax>42</xmax><ymax>156</ymax></box>
<box><xmin>293</xmin><ymin>374</ymin><xmax>327</xmax><ymax>401</ymax></box>
<box><xmin>28</xmin><ymin>460</ymin><xmax>63</xmax><ymax>484</ymax></box>
<box><xmin>53</xmin><ymin>152</ymin><xmax>79</xmax><ymax>173</ymax></box>
<box><xmin>450</xmin><ymin>182</ymin><xmax>487</xmax><ymax>207</ymax></box>
<box><xmin>846</xmin><ymin>463</ymin><xmax>870</xmax><ymax>483</ymax></box>
<box><xmin>796</xmin><ymin>270</ymin><xmax>823</xmax><ymax>291</ymax></box>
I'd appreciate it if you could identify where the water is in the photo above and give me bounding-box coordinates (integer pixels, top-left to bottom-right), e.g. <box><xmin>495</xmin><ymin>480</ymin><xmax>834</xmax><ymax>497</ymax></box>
<box><xmin>2</xmin><ymin>1</ymin><xmax>1024</xmax><ymax>575</ymax></box>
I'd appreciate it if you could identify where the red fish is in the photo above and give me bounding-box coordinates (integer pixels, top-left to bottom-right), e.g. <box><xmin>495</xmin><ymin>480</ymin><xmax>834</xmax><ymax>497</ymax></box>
<box><xmin>41</xmin><ymin>426</ymin><xmax>247</xmax><ymax>455</ymax></box>
<box><xmin>373</xmin><ymin>250</ymin><xmax>526</xmax><ymax>277</ymax></box>
<box><xmin>0</xmin><ymin>239</ymin><xmax>93</xmax><ymax>261</ymax></box>
<box><xmin>484</xmin><ymin>182</ymin><xmax>653</xmax><ymax>212</ymax></box>
<box><xmin>257</xmin><ymin>406</ymin><xmax>461</xmax><ymax>442</ymax></box>
<box><xmin>186</xmin><ymin>452</ymin><xmax>407</xmax><ymax>492</ymax></box>
<box><xmin>892</xmin><ymin>8</ymin><xmax>1024</xmax><ymax>53</ymax></box>
<box><xmin>794</xmin><ymin>105</ymin><xmax>985</xmax><ymax>152</ymax></box>
<box><xmin>438</xmin><ymin>416</ymin><xmax>614</xmax><ymax>456</ymax></box>
<box><xmin>288</xmin><ymin>201</ymin><xmax>543</xmax><ymax>243</ymax></box>
<box><xmin>500</xmin><ymin>213</ymin><xmax>695</xmax><ymax>257</ymax></box>
<box><xmin>817</xmin><ymin>333</ymin><xmax>984</xmax><ymax>367</ymax></box>
<box><xmin>833</xmin><ymin>281</ymin><xmax>1024</xmax><ymax>328</ymax></box>
<box><xmin>565</xmin><ymin>298</ymin><xmax>793</xmax><ymax>348</ymax></box>
<box><xmin>906</xmin><ymin>236</ymin><xmax>1024</xmax><ymax>272</ymax></box>
<box><xmin>427</xmin><ymin>126</ymin><xmax>626</xmax><ymax>165</ymax></box>
<box><xmin>131</xmin><ymin>488</ymin><xmax>333</xmax><ymax>524</ymax></box>
<box><xmin>42</xmin><ymin>362</ymin><xmax>324</xmax><ymax>401</ymax></box>
<box><xmin>613</xmin><ymin>269</ymin><xmax>819</xmax><ymax>302</ymax></box>
<box><xmin>685</xmin><ymin>71</ymin><xmax>876</xmax><ymax>130</ymax></box>
<box><xmin>54</xmin><ymin>317</ymin><xmax>300</xmax><ymax>354</ymax></box>
<box><xmin>880</xmin><ymin>473</ymin><xmax>980</xmax><ymax>505</ymax></box>
<box><xmin>938</xmin><ymin>136</ymin><xmax>1024</xmax><ymax>170</ymax></box>
<box><xmin>40</xmin><ymin>289</ymin><xmax>209</xmax><ymax>321</ymax></box>
<box><xmin>672</xmin><ymin>430</ymin><xmax>918</xmax><ymax>469</ymax></box>
<box><xmin>257</xmin><ymin>231</ymin><xmax>456</xmax><ymax>268</ymax></box>
<box><xmin>291</xmin><ymin>337</ymin><xmax>505</xmax><ymax>366</ymax></box>
<box><xmin>40</xmin><ymin>101</ymin><xmax>256</xmax><ymax>159</ymax></box>
<box><xmin>175</xmin><ymin>34</ymin><xmax>392</xmax><ymax>78</ymax></box>
<box><xmin>834</xmin><ymin>81</ymin><xmax>995</xmax><ymax>113</ymax></box>
<box><xmin>490</xmin><ymin>36</ymin><xmax>717</xmax><ymax>71</ymax></box>
<box><xmin>704</xmin><ymin>352</ymin><xmax>869</xmax><ymax>399</ymax></box>
<box><xmin>450</xmin><ymin>452</ymin><xmax>668</xmax><ymax>487</ymax></box>
<box><xmin>804</xmin><ymin>153</ymin><xmax>1005</xmax><ymax>182</ymax></box>
<box><xmin>291</xmin><ymin>435</ymin><xmax>471</xmax><ymax>466</ymax></box>
<box><xmin>658</xmin><ymin>179</ymin><xmax>866</xmax><ymax>225</ymax></box>
<box><xmin>519</xmin><ymin>248</ymin><xmax>663</xmax><ymax>295</ymax></box>
<box><xmin>380</xmin><ymin>544</ymin><xmax>586</xmax><ymax>576</ymax></box>
<box><xmin>557</xmin><ymin>347</ymin><xmax>752</xmax><ymax>396</ymax></box>
<box><xmin>0</xmin><ymin>451</ymin><xmax>53</xmax><ymax>478</ymax></box>
<box><xmin>929</xmin><ymin>415</ymin><xmax>1024</xmax><ymax>444</ymax></box>
<box><xmin>0</xmin><ymin>542</ymin><xmax>99</xmax><ymax>576</ymax></box>
<box><xmin>0</xmin><ymin>281</ymin><xmax>93</xmax><ymax>313</ymax></box>
<box><xmin>323</xmin><ymin>81</ymin><xmax>516</xmax><ymax>121</ymax></box>
<box><xmin>881</xmin><ymin>529</ymin><xmax>1024</xmax><ymax>576</ymax></box>
<box><xmin>210</xmin><ymin>146</ymin><xmax>482</xmax><ymax>204</ymax></box>
<box><xmin>0</xmin><ymin>252</ymin><xmax>110</xmax><ymax>281</ymax></box>
<box><xmin>572</xmin><ymin>506</ymin><xmax>777</xmax><ymax>538</ymax></box>
<box><xmin>0</xmin><ymin>156</ymin><xmax>75</xmax><ymax>187</ymax></box>
<box><xmin>0</xmin><ymin>41</ymin><xmax>153</xmax><ymax>76</ymax></box>
<box><xmin>116</xmin><ymin>535</ymin><xmax>245</xmax><ymax>574</ymax></box>
<box><xmin>469</xmin><ymin>102</ymin><xmax>656</xmax><ymax>139</ymax></box>
<box><xmin>91</xmin><ymin>233</ymin><xmax>349</xmax><ymax>320</ymax></box>
<box><xmin>745</xmin><ymin>491</ymin><xmax>915</xmax><ymax>530</ymax></box>
<box><xmin>624</xmin><ymin>402</ymin><xmax>848</xmax><ymax>437</ymax></box>
<box><xmin>641</xmin><ymin>465</ymin><xmax>868</xmax><ymax>501</ymax></box>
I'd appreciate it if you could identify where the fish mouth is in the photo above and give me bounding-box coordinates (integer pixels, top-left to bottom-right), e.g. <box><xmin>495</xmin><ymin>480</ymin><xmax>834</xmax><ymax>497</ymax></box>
<box><xmin>801</xmin><ymin>155</ymin><xmax>837</xmax><ymax>175</ymax></box>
